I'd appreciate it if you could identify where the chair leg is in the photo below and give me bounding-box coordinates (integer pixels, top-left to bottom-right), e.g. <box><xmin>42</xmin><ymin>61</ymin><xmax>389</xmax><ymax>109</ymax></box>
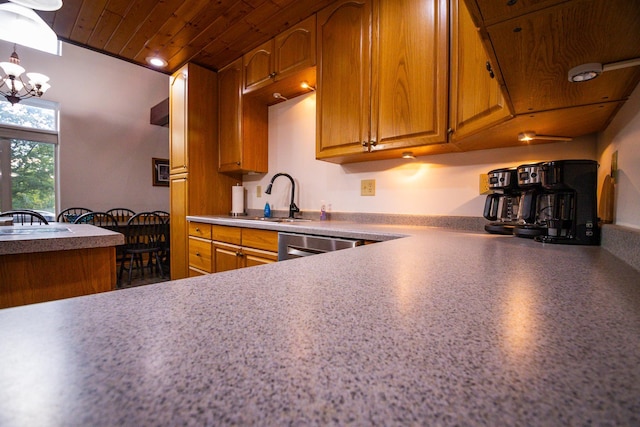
<box><xmin>127</xmin><ymin>253</ymin><xmax>135</xmax><ymax>286</ymax></box>
<box><xmin>154</xmin><ymin>251</ymin><xmax>164</xmax><ymax>278</ymax></box>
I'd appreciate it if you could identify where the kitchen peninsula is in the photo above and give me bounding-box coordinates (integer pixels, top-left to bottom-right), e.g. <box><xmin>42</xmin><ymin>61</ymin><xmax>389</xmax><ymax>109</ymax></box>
<box><xmin>0</xmin><ymin>224</ymin><xmax>124</xmax><ymax>308</ymax></box>
<box><xmin>0</xmin><ymin>220</ymin><xmax>638</xmax><ymax>426</ymax></box>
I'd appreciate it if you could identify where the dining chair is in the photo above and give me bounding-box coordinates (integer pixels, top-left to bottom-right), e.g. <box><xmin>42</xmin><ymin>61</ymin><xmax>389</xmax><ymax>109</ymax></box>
<box><xmin>0</xmin><ymin>210</ymin><xmax>49</xmax><ymax>225</ymax></box>
<box><xmin>118</xmin><ymin>212</ymin><xmax>165</xmax><ymax>287</ymax></box>
<box><xmin>57</xmin><ymin>207</ymin><xmax>92</xmax><ymax>223</ymax></box>
<box><xmin>106</xmin><ymin>208</ymin><xmax>136</xmax><ymax>223</ymax></box>
<box><xmin>73</xmin><ymin>211</ymin><xmax>118</xmax><ymax>230</ymax></box>
<box><xmin>153</xmin><ymin>210</ymin><xmax>170</xmax><ymax>223</ymax></box>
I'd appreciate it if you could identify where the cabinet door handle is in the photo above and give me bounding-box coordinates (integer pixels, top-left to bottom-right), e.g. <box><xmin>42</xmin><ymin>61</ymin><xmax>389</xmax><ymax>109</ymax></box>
<box><xmin>236</xmin><ymin>251</ymin><xmax>244</xmax><ymax>257</ymax></box>
<box><xmin>236</xmin><ymin>161</ymin><xmax>241</xmax><ymax>166</ymax></box>
<box><xmin>486</xmin><ymin>61</ymin><xmax>495</xmax><ymax>79</ymax></box>
<box><xmin>195</xmin><ymin>228</ymin><xmax>200</xmax><ymax>232</ymax></box>
<box><xmin>370</xmin><ymin>139</ymin><xmax>378</xmax><ymax>146</ymax></box>
<box><xmin>195</xmin><ymin>252</ymin><xmax>201</xmax><ymax>257</ymax></box>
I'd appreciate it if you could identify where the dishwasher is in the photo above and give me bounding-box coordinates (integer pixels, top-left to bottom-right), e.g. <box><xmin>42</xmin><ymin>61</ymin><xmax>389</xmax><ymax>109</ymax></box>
<box><xmin>278</xmin><ymin>232</ymin><xmax>364</xmax><ymax>261</ymax></box>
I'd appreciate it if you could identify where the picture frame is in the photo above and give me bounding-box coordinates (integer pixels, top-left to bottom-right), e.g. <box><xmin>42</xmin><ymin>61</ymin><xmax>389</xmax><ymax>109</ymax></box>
<box><xmin>152</xmin><ymin>158</ymin><xmax>170</xmax><ymax>187</ymax></box>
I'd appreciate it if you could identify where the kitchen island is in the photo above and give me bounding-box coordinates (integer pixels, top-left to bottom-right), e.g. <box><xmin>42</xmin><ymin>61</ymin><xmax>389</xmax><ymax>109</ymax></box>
<box><xmin>0</xmin><ymin>224</ymin><xmax>124</xmax><ymax>308</ymax></box>
<box><xmin>0</xmin><ymin>221</ymin><xmax>638</xmax><ymax>426</ymax></box>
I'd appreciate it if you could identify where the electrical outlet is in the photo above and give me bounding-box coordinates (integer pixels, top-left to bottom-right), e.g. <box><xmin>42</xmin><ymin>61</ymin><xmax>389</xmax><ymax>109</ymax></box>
<box><xmin>361</xmin><ymin>179</ymin><xmax>376</xmax><ymax>196</ymax></box>
<box><xmin>479</xmin><ymin>174</ymin><xmax>490</xmax><ymax>195</ymax></box>
<box><xmin>256</xmin><ymin>185</ymin><xmax>262</xmax><ymax>197</ymax></box>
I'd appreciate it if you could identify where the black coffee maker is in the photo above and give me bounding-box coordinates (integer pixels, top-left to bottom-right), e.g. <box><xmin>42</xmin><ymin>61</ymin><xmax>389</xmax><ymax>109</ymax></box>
<box><xmin>534</xmin><ymin>159</ymin><xmax>599</xmax><ymax>245</ymax></box>
<box><xmin>513</xmin><ymin>162</ymin><xmax>545</xmax><ymax>238</ymax></box>
<box><xmin>483</xmin><ymin>167</ymin><xmax>520</xmax><ymax>235</ymax></box>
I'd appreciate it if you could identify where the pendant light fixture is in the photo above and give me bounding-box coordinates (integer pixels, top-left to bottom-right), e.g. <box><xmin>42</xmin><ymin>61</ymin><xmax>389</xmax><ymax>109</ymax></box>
<box><xmin>0</xmin><ymin>45</ymin><xmax>50</xmax><ymax>105</ymax></box>
<box><xmin>0</xmin><ymin>2</ymin><xmax>59</xmax><ymax>54</ymax></box>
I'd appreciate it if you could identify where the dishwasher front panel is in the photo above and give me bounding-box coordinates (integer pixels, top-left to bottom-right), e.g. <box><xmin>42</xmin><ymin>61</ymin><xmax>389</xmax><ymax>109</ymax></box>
<box><xmin>278</xmin><ymin>232</ymin><xmax>363</xmax><ymax>261</ymax></box>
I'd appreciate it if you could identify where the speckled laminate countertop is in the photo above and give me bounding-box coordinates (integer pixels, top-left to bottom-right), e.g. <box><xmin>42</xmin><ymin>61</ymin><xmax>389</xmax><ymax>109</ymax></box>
<box><xmin>0</xmin><ymin>222</ymin><xmax>639</xmax><ymax>426</ymax></box>
<box><xmin>0</xmin><ymin>223</ymin><xmax>124</xmax><ymax>255</ymax></box>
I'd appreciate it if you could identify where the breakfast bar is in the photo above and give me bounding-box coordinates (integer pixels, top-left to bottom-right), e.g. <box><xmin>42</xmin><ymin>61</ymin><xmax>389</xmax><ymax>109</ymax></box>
<box><xmin>0</xmin><ymin>224</ymin><xmax>124</xmax><ymax>308</ymax></box>
<box><xmin>0</xmin><ymin>221</ymin><xmax>638</xmax><ymax>426</ymax></box>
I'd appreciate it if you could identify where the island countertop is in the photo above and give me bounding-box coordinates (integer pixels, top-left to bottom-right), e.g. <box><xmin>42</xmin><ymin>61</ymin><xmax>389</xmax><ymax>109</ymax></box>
<box><xmin>0</xmin><ymin>223</ymin><xmax>639</xmax><ymax>426</ymax></box>
<box><xmin>0</xmin><ymin>223</ymin><xmax>124</xmax><ymax>255</ymax></box>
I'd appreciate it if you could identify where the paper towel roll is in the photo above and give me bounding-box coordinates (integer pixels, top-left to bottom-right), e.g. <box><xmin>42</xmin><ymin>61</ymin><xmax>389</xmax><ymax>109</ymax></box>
<box><xmin>231</xmin><ymin>185</ymin><xmax>245</xmax><ymax>215</ymax></box>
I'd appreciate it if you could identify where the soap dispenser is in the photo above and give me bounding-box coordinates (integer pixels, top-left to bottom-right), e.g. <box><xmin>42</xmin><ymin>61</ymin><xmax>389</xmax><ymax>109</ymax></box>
<box><xmin>264</xmin><ymin>202</ymin><xmax>271</xmax><ymax>218</ymax></box>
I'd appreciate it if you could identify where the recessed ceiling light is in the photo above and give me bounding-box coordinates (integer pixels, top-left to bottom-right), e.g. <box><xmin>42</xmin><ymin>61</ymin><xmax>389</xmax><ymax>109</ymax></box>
<box><xmin>146</xmin><ymin>56</ymin><xmax>168</xmax><ymax>68</ymax></box>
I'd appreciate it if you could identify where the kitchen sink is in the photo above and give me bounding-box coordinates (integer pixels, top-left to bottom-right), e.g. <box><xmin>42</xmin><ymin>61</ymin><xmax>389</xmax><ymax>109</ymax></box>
<box><xmin>240</xmin><ymin>217</ymin><xmax>312</xmax><ymax>223</ymax></box>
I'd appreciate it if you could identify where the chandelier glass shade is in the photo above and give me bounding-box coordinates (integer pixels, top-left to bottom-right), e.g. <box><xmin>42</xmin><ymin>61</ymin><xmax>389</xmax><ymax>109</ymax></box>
<box><xmin>0</xmin><ymin>47</ymin><xmax>50</xmax><ymax>105</ymax></box>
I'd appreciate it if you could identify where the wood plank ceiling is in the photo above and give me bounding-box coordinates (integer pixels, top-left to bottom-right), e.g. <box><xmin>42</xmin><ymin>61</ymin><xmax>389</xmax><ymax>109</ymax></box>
<box><xmin>19</xmin><ymin>0</ymin><xmax>339</xmax><ymax>74</ymax></box>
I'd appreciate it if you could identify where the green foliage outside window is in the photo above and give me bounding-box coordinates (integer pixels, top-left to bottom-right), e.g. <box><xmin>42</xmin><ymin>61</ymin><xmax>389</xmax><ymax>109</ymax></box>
<box><xmin>0</xmin><ymin>100</ymin><xmax>58</xmax><ymax>213</ymax></box>
<box><xmin>10</xmin><ymin>140</ymin><xmax>55</xmax><ymax>211</ymax></box>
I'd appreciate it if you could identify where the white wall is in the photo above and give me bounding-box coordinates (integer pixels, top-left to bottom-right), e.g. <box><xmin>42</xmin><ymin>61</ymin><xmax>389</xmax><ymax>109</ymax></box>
<box><xmin>0</xmin><ymin>40</ymin><xmax>170</xmax><ymax>214</ymax></box>
<box><xmin>597</xmin><ymin>83</ymin><xmax>640</xmax><ymax>230</ymax></box>
<box><xmin>243</xmin><ymin>92</ymin><xmax>597</xmax><ymax>217</ymax></box>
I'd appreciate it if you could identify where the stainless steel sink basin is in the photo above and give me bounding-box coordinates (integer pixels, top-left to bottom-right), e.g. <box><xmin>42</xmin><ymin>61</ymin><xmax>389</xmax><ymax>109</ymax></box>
<box><xmin>240</xmin><ymin>217</ymin><xmax>312</xmax><ymax>223</ymax></box>
<box><xmin>0</xmin><ymin>226</ymin><xmax>72</xmax><ymax>235</ymax></box>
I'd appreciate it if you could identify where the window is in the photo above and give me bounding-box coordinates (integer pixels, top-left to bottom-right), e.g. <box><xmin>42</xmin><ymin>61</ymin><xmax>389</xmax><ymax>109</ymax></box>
<box><xmin>0</xmin><ymin>98</ymin><xmax>59</xmax><ymax>218</ymax></box>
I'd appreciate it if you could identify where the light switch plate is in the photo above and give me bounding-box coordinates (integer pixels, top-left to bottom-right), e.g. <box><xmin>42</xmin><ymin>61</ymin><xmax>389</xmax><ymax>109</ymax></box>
<box><xmin>256</xmin><ymin>185</ymin><xmax>262</xmax><ymax>197</ymax></box>
<box><xmin>361</xmin><ymin>179</ymin><xmax>375</xmax><ymax>196</ymax></box>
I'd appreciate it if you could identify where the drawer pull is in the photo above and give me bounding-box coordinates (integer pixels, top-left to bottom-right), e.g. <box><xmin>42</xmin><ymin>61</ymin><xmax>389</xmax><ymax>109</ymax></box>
<box><xmin>196</xmin><ymin>252</ymin><xmax>201</xmax><ymax>257</ymax></box>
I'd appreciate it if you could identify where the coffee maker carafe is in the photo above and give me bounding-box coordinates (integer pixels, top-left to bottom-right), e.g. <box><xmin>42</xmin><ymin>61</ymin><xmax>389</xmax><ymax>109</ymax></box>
<box><xmin>535</xmin><ymin>160</ymin><xmax>599</xmax><ymax>245</ymax></box>
<box><xmin>483</xmin><ymin>168</ymin><xmax>520</xmax><ymax>235</ymax></box>
<box><xmin>513</xmin><ymin>163</ymin><xmax>545</xmax><ymax>238</ymax></box>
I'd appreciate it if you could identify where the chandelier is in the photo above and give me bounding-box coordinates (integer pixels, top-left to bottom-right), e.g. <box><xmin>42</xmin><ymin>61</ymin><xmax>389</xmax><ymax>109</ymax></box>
<box><xmin>0</xmin><ymin>45</ymin><xmax>50</xmax><ymax>105</ymax></box>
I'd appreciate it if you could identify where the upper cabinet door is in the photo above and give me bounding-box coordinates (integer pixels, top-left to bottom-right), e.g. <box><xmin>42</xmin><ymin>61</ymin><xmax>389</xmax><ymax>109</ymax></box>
<box><xmin>316</xmin><ymin>0</ymin><xmax>372</xmax><ymax>160</ymax></box>
<box><xmin>243</xmin><ymin>40</ymin><xmax>275</xmax><ymax>94</ymax></box>
<box><xmin>169</xmin><ymin>67</ymin><xmax>188</xmax><ymax>175</ymax></box>
<box><xmin>274</xmin><ymin>15</ymin><xmax>316</xmax><ymax>78</ymax></box>
<box><xmin>371</xmin><ymin>0</ymin><xmax>449</xmax><ymax>152</ymax></box>
<box><xmin>219</xmin><ymin>58</ymin><xmax>244</xmax><ymax>171</ymax></box>
<box><xmin>449</xmin><ymin>0</ymin><xmax>512</xmax><ymax>142</ymax></box>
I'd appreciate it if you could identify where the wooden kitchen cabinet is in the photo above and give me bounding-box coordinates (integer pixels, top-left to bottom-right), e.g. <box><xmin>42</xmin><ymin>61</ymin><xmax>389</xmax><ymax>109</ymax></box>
<box><xmin>243</xmin><ymin>40</ymin><xmax>275</xmax><ymax>93</ymax></box>
<box><xmin>169</xmin><ymin>63</ymin><xmax>240</xmax><ymax>280</ymax></box>
<box><xmin>448</xmin><ymin>0</ymin><xmax>512</xmax><ymax>143</ymax></box>
<box><xmin>243</xmin><ymin>15</ymin><xmax>316</xmax><ymax>94</ymax></box>
<box><xmin>218</xmin><ymin>58</ymin><xmax>268</xmax><ymax>174</ymax></box>
<box><xmin>316</xmin><ymin>0</ymin><xmax>451</xmax><ymax>163</ymax></box>
<box><xmin>210</xmin><ymin>224</ymin><xmax>278</xmax><ymax>273</ymax></box>
<box><xmin>316</xmin><ymin>0</ymin><xmax>371</xmax><ymax>160</ymax></box>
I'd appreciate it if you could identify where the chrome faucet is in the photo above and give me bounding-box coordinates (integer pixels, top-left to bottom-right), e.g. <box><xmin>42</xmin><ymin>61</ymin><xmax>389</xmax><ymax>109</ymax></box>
<box><xmin>265</xmin><ymin>173</ymin><xmax>300</xmax><ymax>218</ymax></box>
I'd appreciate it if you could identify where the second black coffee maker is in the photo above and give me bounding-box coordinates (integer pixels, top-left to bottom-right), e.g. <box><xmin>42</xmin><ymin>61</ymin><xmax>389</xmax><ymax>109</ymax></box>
<box><xmin>534</xmin><ymin>159</ymin><xmax>600</xmax><ymax>245</ymax></box>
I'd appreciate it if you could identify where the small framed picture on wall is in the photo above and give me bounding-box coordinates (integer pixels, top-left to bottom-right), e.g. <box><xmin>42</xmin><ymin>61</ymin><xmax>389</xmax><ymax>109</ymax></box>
<box><xmin>152</xmin><ymin>158</ymin><xmax>169</xmax><ymax>187</ymax></box>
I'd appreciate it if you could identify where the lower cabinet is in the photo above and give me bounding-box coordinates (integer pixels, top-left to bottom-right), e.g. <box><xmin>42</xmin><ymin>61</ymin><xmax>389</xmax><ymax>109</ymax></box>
<box><xmin>188</xmin><ymin>222</ymin><xmax>278</xmax><ymax>275</ymax></box>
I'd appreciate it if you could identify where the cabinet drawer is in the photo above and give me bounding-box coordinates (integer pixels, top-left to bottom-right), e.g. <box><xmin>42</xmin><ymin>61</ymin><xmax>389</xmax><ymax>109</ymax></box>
<box><xmin>212</xmin><ymin>225</ymin><xmax>242</xmax><ymax>245</ymax></box>
<box><xmin>242</xmin><ymin>228</ymin><xmax>278</xmax><ymax>252</ymax></box>
<box><xmin>189</xmin><ymin>222</ymin><xmax>211</xmax><ymax>239</ymax></box>
<box><xmin>188</xmin><ymin>237</ymin><xmax>212</xmax><ymax>273</ymax></box>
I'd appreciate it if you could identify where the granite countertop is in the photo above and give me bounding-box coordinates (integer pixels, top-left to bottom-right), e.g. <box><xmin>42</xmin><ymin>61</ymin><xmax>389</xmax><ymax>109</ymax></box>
<box><xmin>0</xmin><ymin>222</ymin><xmax>639</xmax><ymax>426</ymax></box>
<box><xmin>0</xmin><ymin>223</ymin><xmax>124</xmax><ymax>255</ymax></box>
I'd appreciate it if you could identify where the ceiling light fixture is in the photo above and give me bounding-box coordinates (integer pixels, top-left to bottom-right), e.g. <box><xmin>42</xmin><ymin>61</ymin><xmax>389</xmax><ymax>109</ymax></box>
<box><xmin>300</xmin><ymin>81</ymin><xmax>315</xmax><ymax>91</ymax></box>
<box><xmin>0</xmin><ymin>3</ymin><xmax>59</xmax><ymax>55</ymax></box>
<box><xmin>7</xmin><ymin>0</ymin><xmax>63</xmax><ymax>12</ymax></box>
<box><xmin>0</xmin><ymin>45</ymin><xmax>50</xmax><ymax>105</ymax></box>
<box><xmin>568</xmin><ymin>57</ymin><xmax>640</xmax><ymax>82</ymax></box>
<box><xmin>146</xmin><ymin>56</ymin><xmax>168</xmax><ymax>68</ymax></box>
<box><xmin>517</xmin><ymin>131</ymin><xmax>571</xmax><ymax>142</ymax></box>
